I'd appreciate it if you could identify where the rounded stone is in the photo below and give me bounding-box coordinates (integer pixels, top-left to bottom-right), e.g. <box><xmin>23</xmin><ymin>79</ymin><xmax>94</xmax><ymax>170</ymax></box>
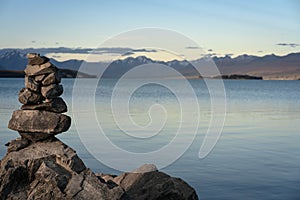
<box><xmin>42</xmin><ymin>72</ymin><xmax>61</xmax><ymax>86</ymax></box>
<box><xmin>18</xmin><ymin>88</ymin><xmax>43</xmax><ymax>105</ymax></box>
<box><xmin>25</xmin><ymin>76</ymin><xmax>40</xmax><ymax>92</ymax></box>
<box><xmin>41</xmin><ymin>84</ymin><xmax>63</xmax><ymax>99</ymax></box>
<box><xmin>21</xmin><ymin>97</ymin><xmax>67</xmax><ymax>113</ymax></box>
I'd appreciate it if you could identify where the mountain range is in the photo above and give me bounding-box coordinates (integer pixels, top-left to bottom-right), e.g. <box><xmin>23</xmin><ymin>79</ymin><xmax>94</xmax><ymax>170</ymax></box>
<box><xmin>212</xmin><ymin>53</ymin><xmax>300</xmax><ymax>80</ymax></box>
<box><xmin>0</xmin><ymin>49</ymin><xmax>299</xmax><ymax>80</ymax></box>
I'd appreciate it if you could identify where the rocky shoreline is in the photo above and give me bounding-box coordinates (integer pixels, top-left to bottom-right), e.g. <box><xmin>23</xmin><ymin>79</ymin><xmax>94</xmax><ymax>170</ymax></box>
<box><xmin>0</xmin><ymin>138</ymin><xmax>198</xmax><ymax>199</ymax></box>
<box><xmin>0</xmin><ymin>53</ymin><xmax>198</xmax><ymax>200</ymax></box>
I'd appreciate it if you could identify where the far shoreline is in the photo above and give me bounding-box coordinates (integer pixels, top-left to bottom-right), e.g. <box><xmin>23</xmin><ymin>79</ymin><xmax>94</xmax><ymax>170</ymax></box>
<box><xmin>1</xmin><ymin>70</ymin><xmax>299</xmax><ymax>80</ymax></box>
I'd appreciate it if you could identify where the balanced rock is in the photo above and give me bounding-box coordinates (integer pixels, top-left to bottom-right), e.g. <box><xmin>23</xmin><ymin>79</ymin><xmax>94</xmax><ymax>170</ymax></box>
<box><xmin>24</xmin><ymin>62</ymin><xmax>57</xmax><ymax>76</ymax></box>
<box><xmin>28</xmin><ymin>55</ymin><xmax>50</xmax><ymax>66</ymax></box>
<box><xmin>21</xmin><ymin>97</ymin><xmax>67</xmax><ymax>113</ymax></box>
<box><xmin>42</xmin><ymin>72</ymin><xmax>61</xmax><ymax>86</ymax></box>
<box><xmin>25</xmin><ymin>76</ymin><xmax>40</xmax><ymax>92</ymax></box>
<box><xmin>8</xmin><ymin>110</ymin><xmax>71</xmax><ymax>136</ymax></box>
<box><xmin>18</xmin><ymin>88</ymin><xmax>42</xmax><ymax>104</ymax></box>
<box><xmin>41</xmin><ymin>84</ymin><xmax>63</xmax><ymax>99</ymax></box>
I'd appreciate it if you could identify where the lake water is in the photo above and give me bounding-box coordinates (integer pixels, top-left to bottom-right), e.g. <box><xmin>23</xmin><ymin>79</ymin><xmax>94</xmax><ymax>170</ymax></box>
<box><xmin>0</xmin><ymin>78</ymin><xmax>299</xmax><ymax>200</ymax></box>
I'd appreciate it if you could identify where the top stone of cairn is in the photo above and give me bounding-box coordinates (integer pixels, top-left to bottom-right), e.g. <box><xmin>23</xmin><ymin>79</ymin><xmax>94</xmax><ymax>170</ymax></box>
<box><xmin>27</xmin><ymin>53</ymin><xmax>50</xmax><ymax>66</ymax></box>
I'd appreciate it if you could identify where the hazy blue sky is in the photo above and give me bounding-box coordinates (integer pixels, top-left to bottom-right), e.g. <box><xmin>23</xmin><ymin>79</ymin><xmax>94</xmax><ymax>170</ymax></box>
<box><xmin>0</xmin><ymin>0</ymin><xmax>299</xmax><ymax>56</ymax></box>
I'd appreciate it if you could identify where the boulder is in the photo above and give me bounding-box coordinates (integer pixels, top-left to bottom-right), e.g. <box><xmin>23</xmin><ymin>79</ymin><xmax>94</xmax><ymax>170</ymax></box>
<box><xmin>18</xmin><ymin>88</ymin><xmax>43</xmax><ymax>104</ymax></box>
<box><xmin>0</xmin><ymin>138</ymin><xmax>126</xmax><ymax>200</ymax></box>
<box><xmin>113</xmin><ymin>166</ymin><xmax>198</xmax><ymax>200</ymax></box>
<box><xmin>74</xmin><ymin>170</ymin><xmax>125</xmax><ymax>200</ymax></box>
<box><xmin>131</xmin><ymin>164</ymin><xmax>158</xmax><ymax>173</ymax></box>
<box><xmin>25</xmin><ymin>76</ymin><xmax>40</xmax><ymax>92</ymax></box>
<box><xmin>41</xmin><ymin>84</ymin><xmax>63</xmax><ymax>99</ymax></box>
<box><xmin>28</xmin><ymin>56</ymin><xmax>50</xmax><ymax>66</ymax></box>
<box><xmin>42</xmin><ymin>72</ymin><xmax>61</xmax><ymax>86</ymax></box>
<box><xmin>24</xmin><ymin>62</ymin><xmax>57</xmax><ymax>76</ymax></box>
<box><xmin>21</xmin><ymin>97</ymin><xmax>67</xmax><ymax>113</ymax></box>
<box><xmin>8</xmin><ymin>110</ymin><xmax>71</xmax><ymax>135</ymax></box>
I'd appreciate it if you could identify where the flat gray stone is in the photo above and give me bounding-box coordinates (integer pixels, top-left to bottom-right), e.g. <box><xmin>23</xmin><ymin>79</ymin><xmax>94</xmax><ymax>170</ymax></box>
<box><xmin>21</xmin><ymin>97</ymin><xmax>67</xmax><ymax>113</ymax></box>
<box><xmin>18</xmin><ymin>88</ymin><xmax>43</xmax><ymax>105</ymax></box>
<box><xmin>8</xmin><ymin>110</ymin><xmax>71</xmax><ymax>134</ymax></box>
<box><xmin>41</xmin><ymin>84</ymin><xmax>63</xmax><ymax>99</ymax></box>
<box><xmin>24</xmin><ymin>62</ymin><xmax>57</xmax><ymax>76</ymax></box>
<box><xmin>42</xmin><ymin>72</ymin><xmax>61</xmax><ymax>86</ymax></box>
<box><xmin>25</xmin><ymin>76</ymin><xmax>40</xmax><ymax>92</ymax></box>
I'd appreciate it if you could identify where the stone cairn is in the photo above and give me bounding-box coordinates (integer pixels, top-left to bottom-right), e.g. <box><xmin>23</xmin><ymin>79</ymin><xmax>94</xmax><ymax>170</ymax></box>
<box><xmin>8</xmin><ymin>53</ymin><xmax>71</xmax><ymax>142</ymax></box>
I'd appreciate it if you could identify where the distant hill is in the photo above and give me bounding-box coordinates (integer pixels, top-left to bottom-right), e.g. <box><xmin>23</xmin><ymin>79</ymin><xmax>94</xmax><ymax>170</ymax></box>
<box><xmin>0</xmin><ymin>69</ymin><xmax>96</xmax><ymax>78</ymax></box>
<box><xmin>211</xmin><ymin>53</ymin><xmax>300</xmax><ymax>80</ymax></box>
<box><xmin>102</xmin><ymin>56</ymin><xmax>201</xmax><ymax>78</ymax></box>
<box><xmin>102</xmin><ymin>53</ymin><xmax>300</xmax><ymax>79</ymax></box>
<box><xmin>0</xmin><ymin>50</ymin><xmax>83</xmax><ymax>71</ymax></box>
<box><xmin>0</xmin><ymin>49</ymin><xmax>299</xmax><ymax>80</ymax></box>
<box><xmin>0</xmin><ymin>50</ymin><xmax>27</xmax><ymax>70</ymax></box>
<box><xmin>0</xmin><ymin>50</ymin><xmax>91</xmax><ymax>78</ymax></box>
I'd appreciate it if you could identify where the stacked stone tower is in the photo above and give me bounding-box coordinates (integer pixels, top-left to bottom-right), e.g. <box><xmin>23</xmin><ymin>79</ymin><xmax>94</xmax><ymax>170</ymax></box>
<box><xmin>8</xmin><ymin>53</ymin><xmax>71</xmax><ymax>141</ymax></box>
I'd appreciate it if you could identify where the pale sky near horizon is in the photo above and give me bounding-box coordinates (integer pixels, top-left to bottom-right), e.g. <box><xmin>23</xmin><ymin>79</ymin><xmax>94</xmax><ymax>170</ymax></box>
<box><xmin>0</xmin><ymin>0</ymin><xmax>300</xmax><ymax>58</ymax></box>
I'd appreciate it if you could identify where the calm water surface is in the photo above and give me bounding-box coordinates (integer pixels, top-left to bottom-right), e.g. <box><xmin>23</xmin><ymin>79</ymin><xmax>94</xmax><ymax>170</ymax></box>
<box><xmin>0</xmin><ymin>78</ymin><xmax>299</xmax><ymax>200</ymax></box>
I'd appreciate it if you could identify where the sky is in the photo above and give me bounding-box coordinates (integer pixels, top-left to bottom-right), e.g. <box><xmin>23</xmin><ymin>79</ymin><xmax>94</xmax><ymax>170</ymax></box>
<box><xmin>0</xmin><ymin>0</ymin><xmax>300</xmax><ymax>59</ymax></box>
